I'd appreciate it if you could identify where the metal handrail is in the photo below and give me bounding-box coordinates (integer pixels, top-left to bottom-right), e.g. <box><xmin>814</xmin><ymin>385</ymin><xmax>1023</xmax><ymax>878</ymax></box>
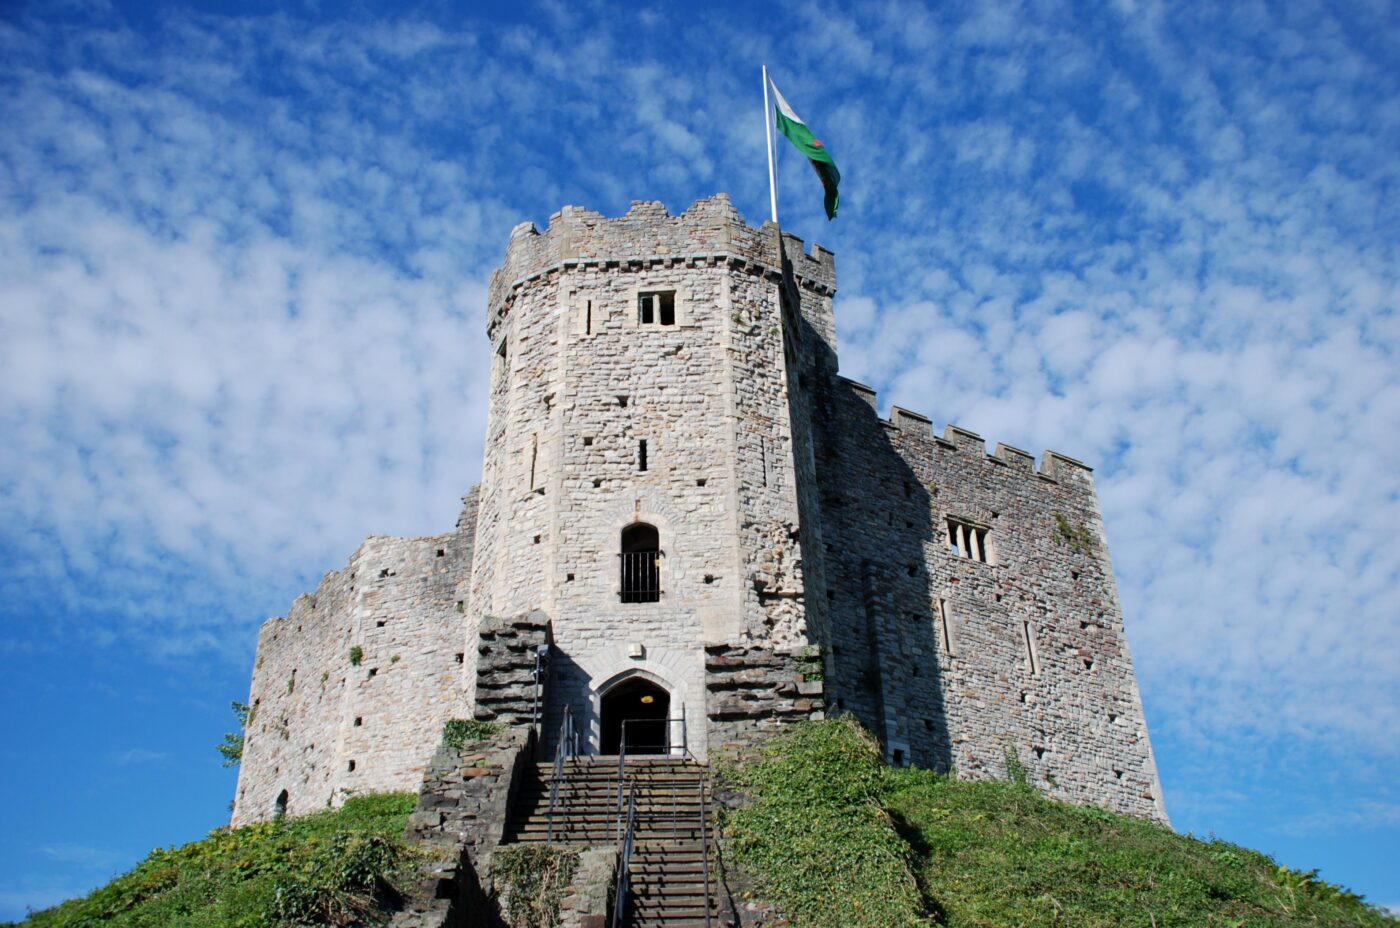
<box><xmin>614</xmin><ymin>712</ymin><xmax>694</xmax><ymax>758</ymax></box>
<box><xmin>546</xmin><ymin>706</ymin><xmax>576</xmax><ymax>843</ymax></box>
<box><xmin>699</xmin><ymin>771</ymin><xmax>713</xmax><ymax>928</ymax></box>
<box><xmin>610</xmin><ymin>781</ymin><xmax>639</xmax><ymax>928</ymax></box>
<box><xmin>614</xmin><ymin>706</ymin><xmax>693</xmax><ymax>842</ymax></box>
<box><xmin>614</xmin><ymin>722</ymin><xmax>628</xmax><ymax>843</ymax></box>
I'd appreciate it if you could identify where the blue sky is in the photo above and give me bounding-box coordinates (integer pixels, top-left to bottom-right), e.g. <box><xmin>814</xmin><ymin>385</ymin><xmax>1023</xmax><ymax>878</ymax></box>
<box><xmin>1</xmin><ymin>0</ymin><xmax>1397</xmax><ymax>919</ymax></box>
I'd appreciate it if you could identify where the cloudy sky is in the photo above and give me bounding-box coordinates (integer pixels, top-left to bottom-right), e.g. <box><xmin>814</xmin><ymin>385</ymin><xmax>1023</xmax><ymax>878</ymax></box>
<box><xmin>1</xmin><ymin>0</ymin><xmax>1396</xmax><ymax>918</ymax></box>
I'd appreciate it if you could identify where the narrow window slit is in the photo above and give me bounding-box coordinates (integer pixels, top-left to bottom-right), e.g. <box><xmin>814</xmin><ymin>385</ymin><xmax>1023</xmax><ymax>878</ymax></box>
<box><xmin>1022</xmin><ymin>620</ymin><xmax>1041</xmax><ymax>675</ymax></box>
<box><xmin>936</xmin><ymin>600</ymin><xmax>955</xmax><ymax>656</ymax></box>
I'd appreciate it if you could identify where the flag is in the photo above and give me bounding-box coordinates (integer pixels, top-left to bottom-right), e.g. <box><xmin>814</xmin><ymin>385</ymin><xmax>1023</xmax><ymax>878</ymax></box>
<box><xmin>769</xmin><ymin>78</ymin><xmax>841</xmax><ymax>220</ymax></box>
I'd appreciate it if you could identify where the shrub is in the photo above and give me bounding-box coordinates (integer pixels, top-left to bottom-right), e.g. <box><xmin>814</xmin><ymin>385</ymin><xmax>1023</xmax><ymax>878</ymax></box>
<box><xmin>490</xmin><ymin>844</ymin><xmax>579</xmax><ymax>928</ymax></box>
<box><xmin>442</xmin><ymin>718</ymin><xmax>502</xmax><ymax>750</ymax></box>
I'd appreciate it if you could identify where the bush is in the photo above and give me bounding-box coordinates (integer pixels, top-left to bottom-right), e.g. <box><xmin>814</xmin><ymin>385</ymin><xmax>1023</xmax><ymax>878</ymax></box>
<box><xmin>490</xmin><ymin>844</ymin><xmax>579</xmax><ymax>928</ymax></box>
<box><xmin>441</xmin><ymin>718</ymin><xmax>501</xmax><ymax>750</ymax></box>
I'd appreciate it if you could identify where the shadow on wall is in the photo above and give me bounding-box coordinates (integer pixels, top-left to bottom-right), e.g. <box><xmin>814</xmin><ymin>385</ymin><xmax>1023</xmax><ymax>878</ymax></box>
<box><xmin>782</xmin><ymin>238</ymin><xmax>953</xmax><ymax>774</ymax></box>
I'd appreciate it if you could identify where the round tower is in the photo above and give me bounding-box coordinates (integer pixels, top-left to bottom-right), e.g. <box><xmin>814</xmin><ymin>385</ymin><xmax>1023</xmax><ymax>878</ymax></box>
<box><xmin>466</xmin><ymin>195</ymin><xmax>838</xmax><ymax>757</ymax></box>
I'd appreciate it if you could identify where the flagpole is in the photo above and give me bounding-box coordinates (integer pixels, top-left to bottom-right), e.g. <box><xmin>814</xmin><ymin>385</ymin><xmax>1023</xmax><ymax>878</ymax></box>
<box><xmin>762</xmin><ymin>64</ymin><xmax>778</xmax><ymax>224</ymax></box>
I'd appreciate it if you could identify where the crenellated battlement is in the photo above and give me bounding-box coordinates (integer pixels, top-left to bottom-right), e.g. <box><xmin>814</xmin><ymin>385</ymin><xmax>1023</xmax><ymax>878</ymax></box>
<box><xmin>835</xmin><ymin>376</ymin><xmax>1093</xmax><ymax>484</ymax></box>
<box><xmin>486</xmin><ymin>194</ymin><xmax>837</xmax><ymax>337</ymax></box>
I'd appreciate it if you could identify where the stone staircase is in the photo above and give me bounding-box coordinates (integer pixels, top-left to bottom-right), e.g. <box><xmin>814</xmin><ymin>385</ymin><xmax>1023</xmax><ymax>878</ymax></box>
<box><xmin>502</xmin><ymin>755</ymin><xmax>720</xmax><ymax>927</ymax></box>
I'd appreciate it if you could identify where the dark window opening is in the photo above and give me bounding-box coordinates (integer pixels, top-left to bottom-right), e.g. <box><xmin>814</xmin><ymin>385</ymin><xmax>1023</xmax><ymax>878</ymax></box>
<box><xmin>347</xmin><ymin>760</ymin><xmax>356</xmax><ymax>772</ymax></box>
<box><xmin>436</xmin><ymin>548</ymin><xmax>445</xmax><ymax>557</ymax></box>
<box><xmin>696</xmin><ymin>478</ymin><xmax>707</xmax><ymax>487</ymax></box>
<box><xmin>600</xmin><ymin>677</ymin><xmax>670</xmax><ymax>754</ymax></box>
<box><xmin>585</xmin><ymin>299</ymin><xmax>593</xmax><ymax>335</ymax></box>
<box><xmin>454</xmin><ymin>653</ymin><xmax>464</xmax><ymax>663</ymax></box>
<box><xmin>617</xmin><ymin>395</ymin><xmax>629</xmax><ymax>408</ymax></box>
<box><xmin>274</xmin><ymin>789</ymin><xmax>288</xmax><ymax>819</ymax></box>
<box><xmin>354</xmin><ymin>716</ymin><xmax>362</xmax><ymax>727</ymax></box>
<box><xmin>620</xmin><ymin>523</ymin><xmax>661</xmax><ymax>603</ymax></box>
<box><xmin>638</xmin><ymin>440</ymin><xmax>648</xmax><ymax>472</ymax></box>
<box><xmin>639</xmin><ymin>290</ymin><xmax>676</xmax><ymax>326</ymax></box>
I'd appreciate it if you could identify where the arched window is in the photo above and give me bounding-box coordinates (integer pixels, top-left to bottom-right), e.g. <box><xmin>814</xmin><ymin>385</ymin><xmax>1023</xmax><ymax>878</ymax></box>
<box><xmin>620</xmin><ymin>523</ymin><xmax>661</xmax><ymax>603</ymax></box>
<box><xmin>274</xmin><ymin>789</ymin><xmax>289</xmax><ymax>819</ymax></box>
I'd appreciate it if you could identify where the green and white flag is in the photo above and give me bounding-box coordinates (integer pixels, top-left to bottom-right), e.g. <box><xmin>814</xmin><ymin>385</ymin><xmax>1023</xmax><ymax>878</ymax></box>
<box><xmin>769</xmin><ymin>77</ymin><xmax>841</xmax><ymax>220</ymax></box>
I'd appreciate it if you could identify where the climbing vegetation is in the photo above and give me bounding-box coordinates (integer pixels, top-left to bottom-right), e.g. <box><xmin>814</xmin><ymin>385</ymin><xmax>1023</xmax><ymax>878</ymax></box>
<box><xmin>216</xmin><ymin>701</ymin><xmax>250</xmax><ymax>767</ymax></box>
<box><xmin>490</xmin><ymin>844</ymin><xmax>579</xmax><ymax>928</ymax></box>
<box><xmin>1053</xmin><ymin>512</ymin><xmax>1095</xmax><ymax>554</ymax></box>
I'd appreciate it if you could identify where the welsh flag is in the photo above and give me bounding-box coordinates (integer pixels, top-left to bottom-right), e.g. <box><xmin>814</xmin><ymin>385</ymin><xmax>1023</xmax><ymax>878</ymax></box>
<box><xmin>770</xmin><ymin>78</ymin><xmax>841</xmax><ymax>220</ymax></box>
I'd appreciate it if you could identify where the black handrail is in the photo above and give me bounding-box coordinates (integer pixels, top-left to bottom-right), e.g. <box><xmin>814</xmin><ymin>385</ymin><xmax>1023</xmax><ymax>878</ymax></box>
<box><xmin>614</xmin><ymin>708</ymin><xmax>692</xmax><ymax>842</ymax></box>
<box><xmin>546</xmin><ymin>706</ymin><xmax>576</xmax><ymax>843</ymax></box>
<box><xmin>699</xmin><ymin>771</ymin><xmax>713</xmax><ymax>928</ymax></box>
<box><xmin>614</xmin><ymin>720</ymin><xmax>628</xmax><ymax>843</ymax></box>
<box><xmin>610</xmin><ymin>781</ymin><xmax>638</xmax><ymax>928</ymax></box>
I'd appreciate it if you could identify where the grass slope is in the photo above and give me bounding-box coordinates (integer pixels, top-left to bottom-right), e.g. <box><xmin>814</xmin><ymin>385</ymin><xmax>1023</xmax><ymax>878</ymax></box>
<box><xmin>722</xmin><ymin>718</ymin><xmax>1397</xmax><ymax>928</ymax></box>
<box><xmin>8</xmin><ymin>793</ymin><xmax>419</xmax><ymax>928</ymax></box>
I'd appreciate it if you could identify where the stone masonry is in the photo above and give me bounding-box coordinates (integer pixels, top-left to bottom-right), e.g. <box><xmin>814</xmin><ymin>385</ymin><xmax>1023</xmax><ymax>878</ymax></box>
<box><xmin>232</xmin><ymin>194</ymin><xmax>1166</xmax><ymax>827</ymax></box>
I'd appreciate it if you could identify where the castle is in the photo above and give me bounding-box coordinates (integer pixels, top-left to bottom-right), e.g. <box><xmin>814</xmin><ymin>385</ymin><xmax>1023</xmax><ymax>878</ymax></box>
<box><xmin>231</xmin><ymin>194</ymin><xmax>1167</xmax><ymax>827</ymax></box>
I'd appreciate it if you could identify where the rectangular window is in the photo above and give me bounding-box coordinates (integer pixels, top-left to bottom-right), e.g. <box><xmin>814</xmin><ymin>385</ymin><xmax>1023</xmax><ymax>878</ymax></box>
<box><xmin>638</xmin><ymin>439</ymin><xmax>648</xmax><ymax>472</ymax></box>
<box><xmin>639</xmin><ymin>291</ymin><xmax>676</xmax><ymax>326</ymax></box>
<box><xmin>946</xmin><ymin>517</ymin><xmax>990</xmax><ymax>563</ymax></box>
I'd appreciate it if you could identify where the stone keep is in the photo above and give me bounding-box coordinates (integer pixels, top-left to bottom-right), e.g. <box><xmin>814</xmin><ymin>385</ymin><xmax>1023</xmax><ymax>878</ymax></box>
<box><xmin>231</xmin><ymin>194</ymin><xmax>1167</xmax><ymax>827</ymax></box>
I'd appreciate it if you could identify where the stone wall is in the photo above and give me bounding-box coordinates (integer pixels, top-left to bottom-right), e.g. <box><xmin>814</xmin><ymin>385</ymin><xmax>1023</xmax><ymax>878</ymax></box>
<box><xmin>232</xmin><ymin>492</ymin><xmax>481</xmax><ymax>825</ymax></box>
<box><xmin>392</xmin><ymin>727</ymin><xmax>533</xmax><ymax>928</ymax></box>
<box><xmin>807</xmin><ymin>373</ymin><xmax>1167</xmax><ymax>821</ymax></box>
<box><xmin>473</xmin><ymin>612</ymin><xmax>550</xmax><ymax>728</ymax></box>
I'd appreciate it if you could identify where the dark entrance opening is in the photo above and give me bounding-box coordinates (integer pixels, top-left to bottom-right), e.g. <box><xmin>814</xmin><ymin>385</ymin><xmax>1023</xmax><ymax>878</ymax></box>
<box><xmin>600</xmin><ymin>677</ymin><xmax>670</xmax><ymax>755</ymax></box>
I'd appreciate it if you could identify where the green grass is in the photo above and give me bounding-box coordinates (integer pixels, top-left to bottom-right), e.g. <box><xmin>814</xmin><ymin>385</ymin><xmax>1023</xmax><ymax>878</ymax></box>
<box><xmin>720</xmin><ymin>717</ymin><xmax>929</xmax><ymax>928</ymax></box>
<box><xmin>8</xmin><ymin>793</ymin><xmax>420</xmax><ymax>928</ymax></box>
<box><xmin>722</xmin><ymin>718</ymin><xmax>1397</xmax><ymax>928</ymax></box>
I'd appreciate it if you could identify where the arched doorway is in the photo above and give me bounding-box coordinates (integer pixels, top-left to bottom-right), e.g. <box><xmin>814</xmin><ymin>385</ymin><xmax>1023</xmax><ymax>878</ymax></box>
<box><xmin>600</xmin><ymin>677</ymin><xmax>670</xmax><ymax>755</ymax></box>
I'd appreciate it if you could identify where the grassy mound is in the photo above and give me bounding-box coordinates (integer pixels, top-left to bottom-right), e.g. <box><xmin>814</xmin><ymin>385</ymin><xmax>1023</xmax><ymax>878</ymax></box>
<box><xmin>9</xmin><ymin>793</ymin><xmax>419</xmax><ymax>928</ymax></box>
<box><xmin>722</xmin><ymin>718</ymin><xmax>1396</xmax><ymax>928</ymax></box>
